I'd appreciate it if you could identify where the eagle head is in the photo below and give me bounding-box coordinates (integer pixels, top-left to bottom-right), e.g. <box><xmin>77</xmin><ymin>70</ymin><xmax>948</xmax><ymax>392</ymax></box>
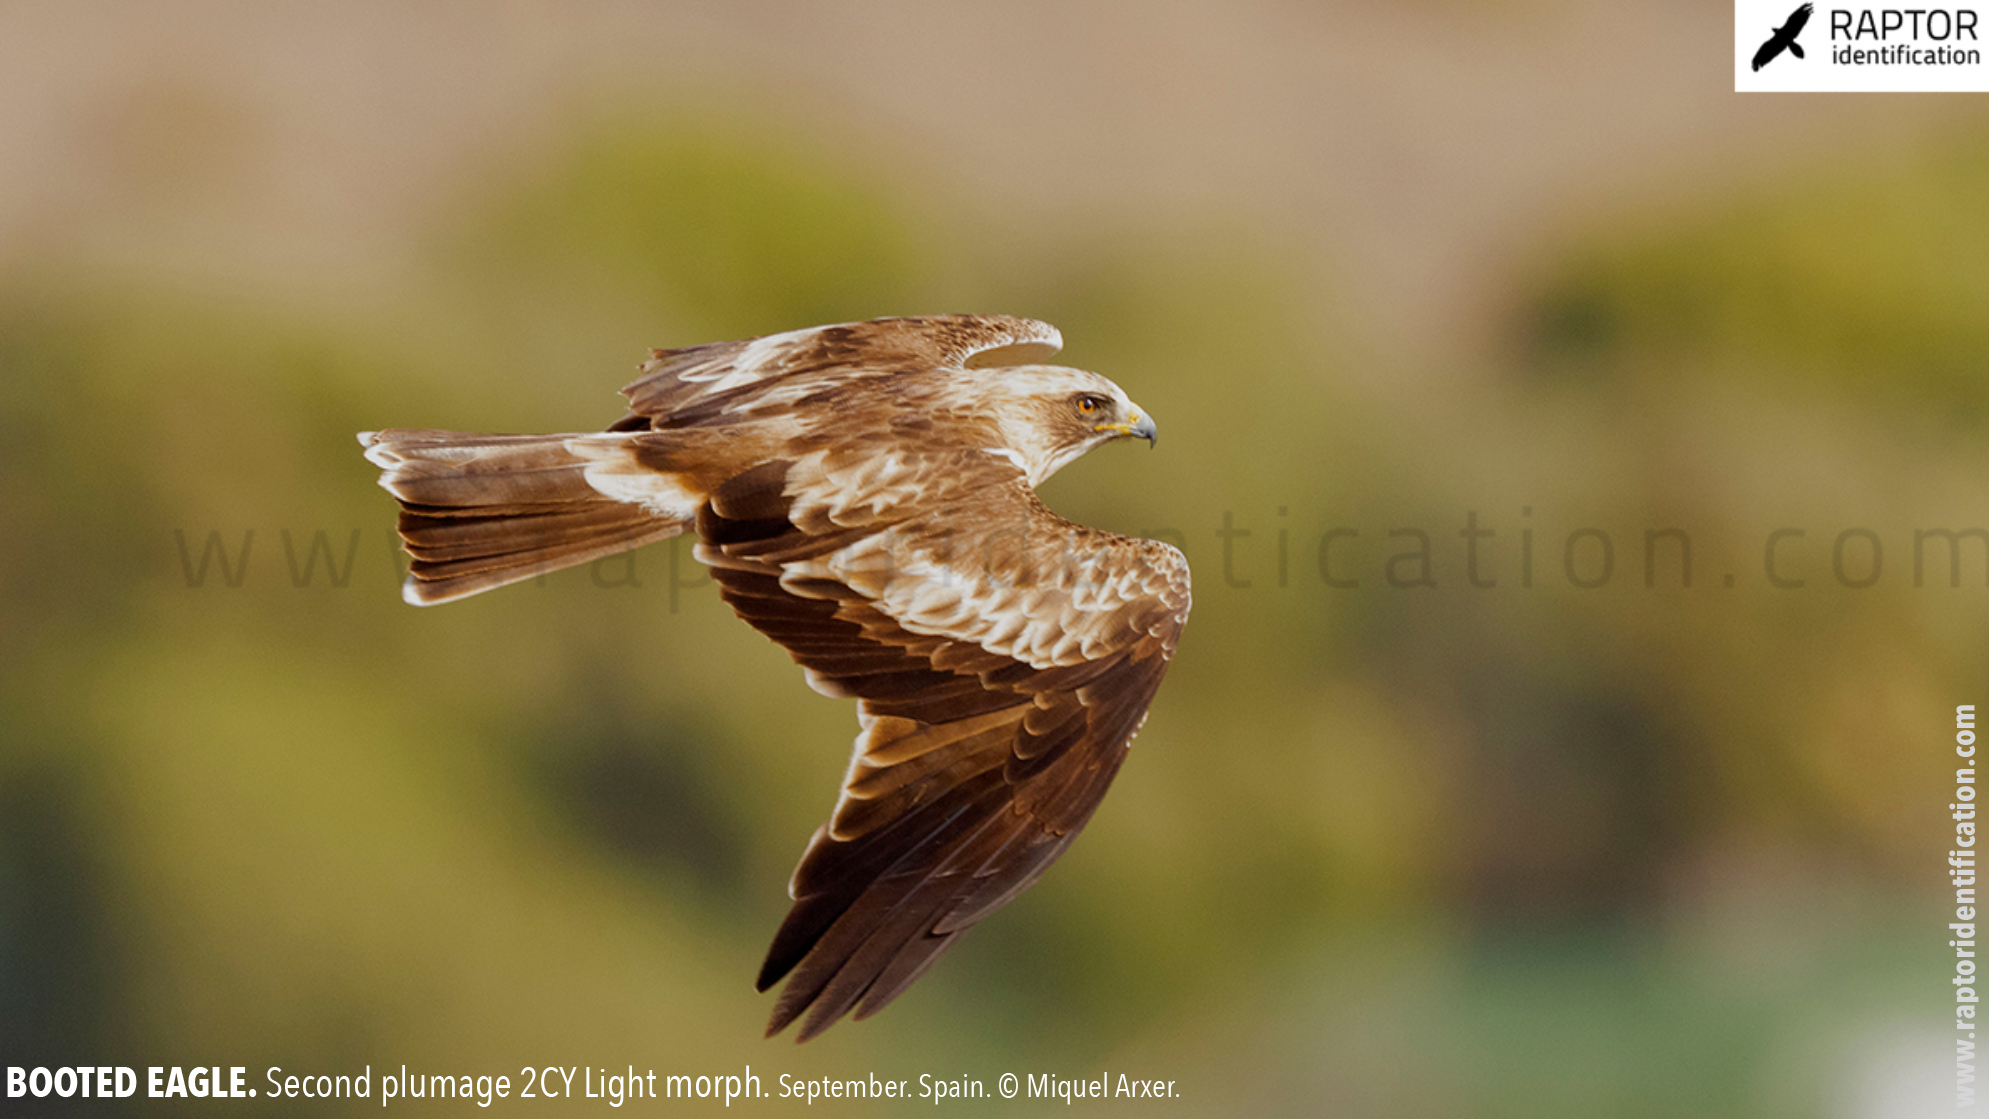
<box><xmin>984</xmin><ymin>365</ymin><xmax>1157</xmax><ymax>486</ymax></box>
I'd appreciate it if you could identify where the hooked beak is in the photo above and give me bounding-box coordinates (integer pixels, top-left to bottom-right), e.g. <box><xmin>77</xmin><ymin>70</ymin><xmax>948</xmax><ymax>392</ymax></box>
<box><xmin>1096</xmin><ymin>406</ymin><xmax>1159</xmax><ymax>448</ymax></box>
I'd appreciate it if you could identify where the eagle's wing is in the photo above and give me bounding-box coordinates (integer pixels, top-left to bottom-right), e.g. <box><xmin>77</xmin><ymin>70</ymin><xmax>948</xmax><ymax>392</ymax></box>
<box><xmin>1752</xmin><ymin>37</ymin><xmax>1784</xmax><ymax>70</ymax></box>
<box><xmin>694</xmin><ymin>459</ymin><xmax>1189</xmax><ymax>1041</ymax></box>
<box><xmin>614</xmin><ymin>315</ymin><xmax>1063</xmax><ymax>424</ymax></box>
<box><xmin>1787</xmin><ymin>2</ymin><xmax>1812</xmax><ymax>35</ymax></box>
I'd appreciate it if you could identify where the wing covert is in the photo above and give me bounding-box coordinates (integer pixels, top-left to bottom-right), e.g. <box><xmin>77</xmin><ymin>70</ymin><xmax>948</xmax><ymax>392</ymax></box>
<box><xmin>695</xmin><ymin>470</ymin><xmax>1187</xmax><ymax>1041</ymax></box>
<box><xmin>617</xmin><ymin>315</ymin><xmax>1063</xmax><ymax>422</ymax></box>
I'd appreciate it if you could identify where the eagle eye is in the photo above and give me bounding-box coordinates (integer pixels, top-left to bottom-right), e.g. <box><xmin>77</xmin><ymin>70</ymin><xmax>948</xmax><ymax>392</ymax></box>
<box><xmin>1074</xmin><ymin>394</ymin><xmax>1105</xmax><ymax>418</ymax></box>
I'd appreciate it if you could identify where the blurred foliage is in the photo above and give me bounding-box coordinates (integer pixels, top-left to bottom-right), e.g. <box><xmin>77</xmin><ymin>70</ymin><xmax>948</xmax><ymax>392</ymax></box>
<box><xmin>1</xmin><ymin>104</ymin><xmax>1979</xmax><ymax>1115</ymax></box>
<box><xmin>456</xmin><ymin>118</ymin><xmax>932</xmax><ymax>337</ymax></box>
<box><xmin>1523</xmin><ymin>128</ymin><xmax>1989</xmax><ymax>420</ymax></box>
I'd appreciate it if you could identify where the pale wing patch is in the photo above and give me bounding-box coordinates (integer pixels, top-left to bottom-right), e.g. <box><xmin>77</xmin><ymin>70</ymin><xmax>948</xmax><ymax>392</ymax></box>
<box><xmin>681</xmin><ymin>329</ymin><xmax>811</xmax><ymax>391</ymax></box>
<box><xmin>784</xmin><ymin>449</ymin><xmax>948</xmax><ymax>530</ymax></box>
<box><xmin>622</xmin><ymin>316</ymin><xmax>1065</xmax><ymax>421</ymax></box>
<box><xmin>780</xmin><ymin>525</ymin><xmax>1188</xmax><ymax>670</ymax></box>
<box><xmin>565</xmin><ymin>435</ymin><xmax>705</xmax><ymax>520</ymax></box>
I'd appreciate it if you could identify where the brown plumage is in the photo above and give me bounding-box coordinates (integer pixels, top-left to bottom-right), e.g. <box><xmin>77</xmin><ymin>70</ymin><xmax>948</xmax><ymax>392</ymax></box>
<box><xmin>360</xmin><ymin>315</ymin><xmax>1190</xmax><ymax>1040</ymax></box>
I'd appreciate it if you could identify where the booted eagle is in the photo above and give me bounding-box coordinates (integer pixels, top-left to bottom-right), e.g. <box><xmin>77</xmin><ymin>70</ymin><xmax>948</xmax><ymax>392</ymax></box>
<box><xmin>360</xmin><ymin>315</ymin><xmax>1190</xmax><ymax>1040</ymax></box>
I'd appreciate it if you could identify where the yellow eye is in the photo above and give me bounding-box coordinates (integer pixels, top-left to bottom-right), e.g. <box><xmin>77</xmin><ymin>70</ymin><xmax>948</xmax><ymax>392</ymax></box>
<box><xmin>1075</xmin><ymin>396</ymin><xmax>1101</xmax><ymax>417</ymax></box>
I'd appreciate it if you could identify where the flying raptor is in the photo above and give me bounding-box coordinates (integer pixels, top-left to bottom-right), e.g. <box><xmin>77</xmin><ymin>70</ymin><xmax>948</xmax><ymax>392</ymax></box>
<box><xmin>360</xmin><ymin>315</ymin><xmax>1191</xmax><ymax>1040</ymax></box>
<box><xmin>1752</xmin><ymin>3</ymin><xmax>1812</xmax><ymax>70</ymax></box>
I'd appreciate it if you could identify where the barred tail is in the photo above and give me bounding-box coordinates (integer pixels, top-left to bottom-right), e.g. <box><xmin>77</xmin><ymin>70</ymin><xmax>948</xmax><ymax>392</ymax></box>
<box><xmin>359</xmin><ymin>429</ymin><xmax>692</xmax><ymax>606</ymax></box>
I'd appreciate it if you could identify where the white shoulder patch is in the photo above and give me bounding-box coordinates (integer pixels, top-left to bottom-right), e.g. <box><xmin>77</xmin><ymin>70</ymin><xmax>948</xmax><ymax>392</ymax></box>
<box><xmin>982</xmin><ymin>447</ymin><xmax>1025</xmax><ymax>471</ymax></box>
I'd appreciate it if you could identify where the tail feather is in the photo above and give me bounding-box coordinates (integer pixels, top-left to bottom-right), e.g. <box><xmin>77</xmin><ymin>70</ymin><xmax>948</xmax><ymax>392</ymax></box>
<box><xmin>360</xmin><ymin>429</ymin><xmax>691</xmax><ymax>605</ymax></box>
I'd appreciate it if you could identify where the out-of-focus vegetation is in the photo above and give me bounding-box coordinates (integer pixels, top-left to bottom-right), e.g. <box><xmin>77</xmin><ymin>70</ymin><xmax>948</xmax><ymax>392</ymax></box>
<box><xmin>1</xmin><ymin>101</ymin><xmax>1979</xmax><ymax>1115</ymax></box>
<box><xmin>1525</xmin><ymin>129</ymin><xmax>1989</xmax><ymax>418</ymax></box>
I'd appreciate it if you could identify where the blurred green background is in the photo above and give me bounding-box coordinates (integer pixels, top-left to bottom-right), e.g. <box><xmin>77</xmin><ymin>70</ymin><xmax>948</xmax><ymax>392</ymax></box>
<box><xmin>0</xmin><ymin>4</ymin><xmax>1979</xmax><ymax>1115</ymax></box>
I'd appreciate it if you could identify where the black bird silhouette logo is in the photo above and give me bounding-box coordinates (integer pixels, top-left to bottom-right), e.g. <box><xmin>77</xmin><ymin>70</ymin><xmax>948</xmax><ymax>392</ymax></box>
<box><xmin>1753</xmin><ymin>3</ymin><xmax>1813</xmax><ymax>70</ymax></box>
